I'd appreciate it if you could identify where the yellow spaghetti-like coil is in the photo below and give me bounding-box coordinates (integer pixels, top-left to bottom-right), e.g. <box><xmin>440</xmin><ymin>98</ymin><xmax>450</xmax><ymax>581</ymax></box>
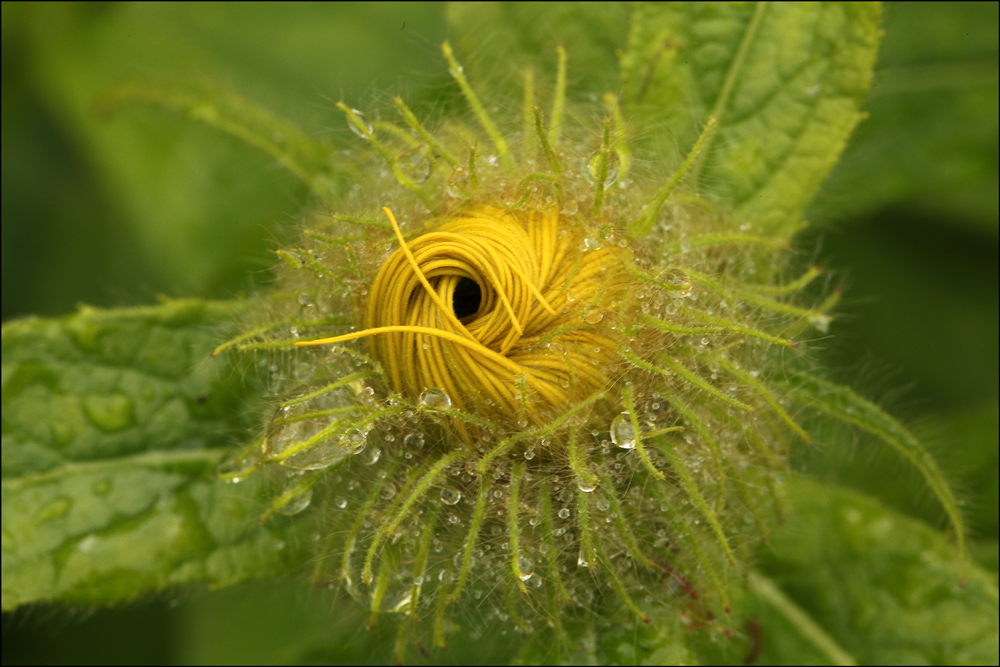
<box><xmin>299</xmin><ymin>206</ymin><xmax>623</xmax><ymax>425</ymax></box>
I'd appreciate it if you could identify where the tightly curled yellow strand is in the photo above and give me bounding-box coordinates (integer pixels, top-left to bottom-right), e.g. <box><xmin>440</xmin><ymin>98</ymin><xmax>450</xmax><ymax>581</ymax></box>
<box><xmin>295</xmin><ymin>206</ymin><xmax>624</xmax><ymax>426</ymax></box>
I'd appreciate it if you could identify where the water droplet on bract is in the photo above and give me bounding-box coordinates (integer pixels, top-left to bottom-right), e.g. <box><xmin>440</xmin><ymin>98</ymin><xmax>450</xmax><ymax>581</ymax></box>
<box><xmin>446</xmin><ymin>166</ymin><xmax>472</xmax><ymax>199</ymax></box>
<box><xmin>440</xmin><ymin>488</ymin><xmax>462</xmax><ymax>505</ymax></box>
<box><xmin>342</xmin><ymin>428</ymin><xmax>368</xmax><ymax>455</ymax></box>
<box><xmin>403</xmin><ymin>432</ymin><xmax>425</xmax><ymax>448</ymax></box>
<box><xmin>596</xmin><ymin>499</ymin><xmax>610</xmax><ymax>512</ymax></box>
<box><xmin>336</xmin><ymin>497</ymin><xmax>348</xmax><ymax>509</ymax></box>
<box><xmin>218</xmin><ymin>453</ymin><xmax>257</xmax><ymax>483</ymax></box>
<box><xmin>558</xmin><ymin>508</ymin><xmax>571</xmax><ymax>519</ymax></box>
<box><xmin>419</xmin><ymin>388</ymin><xmax>452</xmax><ymax>410</ymax></box>
<box><xmin>577</xmin><ymin>475</ymin><xmax>597</xmax><ymax>493</ymax></box>
<box><xmin>494</xmin><ymin>490</ymin><xmax>504</xmax><ymax>499</ymax></box>
<box><xmin>809</xmin><ymin>314</ymin><xmax>832</xmax><ymax>334</ymax></box>
<box><xmin>517</xmin><ymin>419</ymin><xmax>528</xmax><ymax>429</ymax></box>
<box><xmin>523</xmin><ymin>447</ymin><xmax>535</xmax><ymax>460</ymax></box>
<box><xmin>657</xmin><ymin>268</ymin><xmax>693</xmax><ymax>297</ymax></box>
<box><xmin>361</xmin><ymin>446</ymin><xmax>380</xmax><ymax>465</ymax></box>
<box><xmin>577</xmin><ymin>547</ymin><xmax>591</xmax><ymax>568</ymax></box>
<box><xmin>347</xmin><ymin>109</ymin><xmax>373</xmax><ymax>138</ymax></box>
<box><xmin>610</xmin><ymin>413</ymin><xmax>636</xmax><ymax>449</ymax></box>
<box><xmin>297</xmin><ymin>293</ymin><xmax>312</xmax><ymax>306</ymax></box>
<box><xmin>381</xmin><ymin>483</ymin><xmax>397</xmax><ymax>499</ymax></box>
<box><xmin>584</xmin><ymin>311</ymin><xmax>604</xmax><ymax>324</ymax></box>
<box><xmin>585</xmin><ymin>149</ymin><xmax>621</xmax><ymax>186</ymax></box>
<box><xmin>282</xmin><ymin>487</ymin><xmax>313</xmax><ymax>515</ymax></box>
<box><xmin>560</xmin><ymin>199</ymin><xmax>579</xmax><ymax>216</ymax></box>
<box><xmin>282</xmin><ymin>438</ymin><xmax>348</xmax><ymax>471</ymax></box>
<box><xmin>518</xmin><ymin>556</ymin><xmax>534</xmax><ymax>581</ymax></box>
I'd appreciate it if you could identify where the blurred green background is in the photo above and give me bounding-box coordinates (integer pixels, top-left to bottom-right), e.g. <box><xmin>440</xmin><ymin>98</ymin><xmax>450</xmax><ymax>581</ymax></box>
<box><xmin>2</xmin><ymin>2</ymin><xmax>996</xmax><ymax>664</ymax></box>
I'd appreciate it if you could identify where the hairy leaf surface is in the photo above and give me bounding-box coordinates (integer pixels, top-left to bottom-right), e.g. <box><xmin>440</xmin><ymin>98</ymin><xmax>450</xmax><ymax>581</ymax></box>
<box><xmin>1</xmin><ymin>300</ymin><xmax>303</xmax><ymax>610</ymax></box>
<box><xmin>621</xmin><ymin>2</ymin><xmax>881</xmax><ymax>238</ymax></box>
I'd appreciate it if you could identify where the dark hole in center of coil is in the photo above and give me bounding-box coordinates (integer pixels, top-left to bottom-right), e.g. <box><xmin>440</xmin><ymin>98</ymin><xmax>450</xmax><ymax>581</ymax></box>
<box><xmin>452</xmin><ymin>277</ymin><xmax>482</xmax><ymax>320</ymax></box>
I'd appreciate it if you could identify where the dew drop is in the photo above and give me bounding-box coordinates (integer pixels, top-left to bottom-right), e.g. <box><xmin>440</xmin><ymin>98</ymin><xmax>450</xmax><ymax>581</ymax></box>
<box><xmin>610</xmin><ymin>413</ymin><xmax>636</xmax><ymax>449</ymax></box>
<box><xmin>577</xmin><ymin>475</ymin><xmax>597</xmax><ymax>493</ymax></box>
<box><xmin>585</xmin><ymin>149</ymin><xmax>621</xmax><ymax>186</ymax></box>
<box><xmin>347</xmin><ymin>109</ymin><xmax>373</xmax><ymax>138</ymax></box>
<box><xmin>282</xmin><ymin>488</ymin><xmax>313</xmax><ymax>515</ymax></box>
<box><xmin>419</xmin><ymin>388</ymin><xmax>452</xmax><ymax>410</ymax></box>
<box><xmin>596</xmin><ymin>499</ymin><xmax>610</xmax><ymax>512</ymax></box>
<box><xmin>657</xmin><ymin>268</ymin><xmax>693</xmax><ymax>298</ymax></box>
<box><xmin>404</xmin><ymin>432</ymin><xmax>425</xmax><ymax>448</ymax></box>
<box><xmin>440</xmin><ymin>488</ymin><xmax>462</xmax><ymax>505</ymax></box>
<box><xmin>83</xmin><ymin>393</ymin><xmax>134</xmax><ymax>432</ymax></box>
<box><xmin>560</xmin><ymin>199</ymin><xmax>579</xmax><ymax>216</ymax></box>
<box><xmin>583</xmin><ymin>311</ymin><xmax>604</xmax><ymax>324</ymax></box>
<box><xmin>809</xmin><ymin>314</ymin><xmax>832</xmax><ymax>334</ymax></box>
<box><xmin>342</xmin><ymin>428</ymin><xmax>368</xmax><ymax>455</ymax></box>
<box><xmin>517</xmin><ymin>556</ymin><xmax>534</xmax><ymax>581</ymax></box>
<box><xmin>558</xmin><ymin>508</ymin><xmax>571</xmax><ymax>519</ymax></box>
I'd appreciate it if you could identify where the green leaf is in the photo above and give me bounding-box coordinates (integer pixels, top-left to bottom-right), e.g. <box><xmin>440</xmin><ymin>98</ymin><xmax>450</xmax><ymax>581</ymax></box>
<box><xmin>446</xmin><ymin>2</ymin><xmax>630</xmax><ymax>99</ymax></box>
<box><xmin>95</xmin><ymin>81</ymin><xmax>347</xmax><ymax>205</ymax></box>
<box><xmin>755</xmin><ymin>477</ymin><xmax>998</xmax><ymax>665</ymax></box>
<box><xmin>810</xmin><ymin>2</ymin><xmax>999</xmax><ymax>234</ymax></box>
<box><xmin>1</xmin><ymin>299</ymin><xmax>304</xmax><ymax>610</ymax></box>
<box><xmin>621</xmin><ymin>2</ymin><xmax>881</xmax><ymax>238</ymax></box>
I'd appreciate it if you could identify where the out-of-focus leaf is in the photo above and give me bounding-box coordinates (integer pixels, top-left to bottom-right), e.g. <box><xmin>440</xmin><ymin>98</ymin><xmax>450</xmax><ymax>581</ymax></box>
<box><xmin>5</xmin><ymin>3</ymin><xmax>447</xmax><ymax>304</ymax></box>
<box><xmin>620</xmin><ymin>2</ymin><xmax>881</xmax><ymax>238</ymax></box>
<box><xmin>805</xmin><ymin>210</ymin><xmax>999</xmax><ymax>412</ymax></box>
<box><xmin>1</xmin><ymin>300</ymin><xmax>306</xmax><ymax>610</ymax></box>
<box><xmin>446</xmin><ymin>2</ymin><xmax>629</xmax><ymax>98</ymax></box>
<box><xmin>787</xmin><ymin>374</ymin><xmax>967</xmax><ymax>566</ymax></box>
<box><xmin>810</xmin><ymin>2</ymin><xmax>999</xmax><ymax>234</ymax></box>
<box><xmin>693</xmin><ymin>477</ymin><xmax>998</xmax><ymax>666</ymax></box>
<box><xmin>758</xmin><ymin>477</ymin><xmax>998</xmax><ymax>665</ymax></box>
<box><xmin>95</xmin><ymin>81</ymin><xmax>347</xmax><ymax>204</ymax></box>
<box><xmin>176</xmin><ymin>578</ymin><xmax>524</xmax><ymax>666</ymax></box>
